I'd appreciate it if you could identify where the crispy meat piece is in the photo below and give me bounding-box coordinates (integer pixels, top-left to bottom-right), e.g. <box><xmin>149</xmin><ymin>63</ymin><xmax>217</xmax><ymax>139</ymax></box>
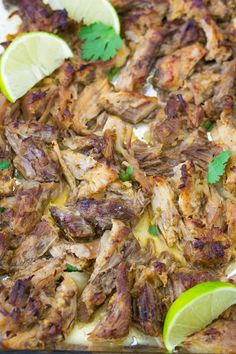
<box><xmin>52</xmin><ymin>61</ymin><xmax>76</xmax><ymax>129</ymax></box>
<box><xmin>0</xmin><ymin>262</ymin><xmax>77</xmax><ymax>349</ymax></box>
<box><xmin>154</xmin><ymin>43</ymin><xmax>206</xmax><ymax>91</ymax></box>
<box><xmin>0</xmin><ymin>132</ymin><xmax>14</xmax><ymax>197</ymax></box>
<box><xmin>78</xmin><ymin>221</ymin><xmax>138</xmax><ymax>321</ymax></box>
<box><xmin>13</xmin><ymin>137</ymin><xmax>61</xmax><ymax>182</ymax></box>
<box><xmin>167</xmin><ymin>268</ymin><xmax>215</xmax><ymax>303</ymax></box>
<box><xmin>100</xmin><ymin>91</ymin><xmax>158</xmax><ymax>124</ymax></box>
<box><xmin>11</xmin><ymin>220</ymin><xmax>59</xmax><ymax>269</ymax></box>
<box><xmin>153</xmin><ymin>95</ymin><xmax>204</xmax><ymax>147</ymax></box>
<box><xmin>122</xmin><ymin>1</ymin><xmax>168</xmax><ymax>43</ymax></box>
<box><xmin>172</xmin><ymin>161</ymin><xmax>205</xmax><ymax>219</ymax></box>
<box><xmin>2</xmin><ymin>181</ymin><xmax>56</xmax><ymax>235</ymax></box>
<box><xmin>186</xmin><ymin>68</ymin><xmax>221</xmax><ymax>105</ymax></box>
<box><xmin>132</xmin><ymin>140</ymin><xmax>162</xmax><ymax>174</ymax></box>
<box><xmin>211</xmin><ymin>119</ymin><xmax>236</xmax><ymax>154</ymax></box>
<box><xmin>152</xmin><ymin>177</ymin><xmax>185</xmax><ymax>247</ymax></box>
<box><xmin>63</xmin><ymin>130</ymin><xmax>116</xmax><ymax>163</ymax></box>
<box><xmin>61</xmin><ymin>150</ymin><xmax>97</xmax><ymax>180</ymax></box>
<box><xmin>18</xmin><ymin>0</ymin><xmax>71</xmax><ymax>33</ymax></box>
<box><xmin>21</xmin><ymin>86</ymin><xmax>58</xmax><ymax>121</ymax></box>
<box><xmin>104</xmin><ymin>115</ymin><xmax>152</xmax><ymax>195</ymax></box>
<box><xmin>50</xmin><ymin>239</ymin><xmax>100</xmax><ymax>261</ymax></box>
<box><xmin>205</xmin><ymin>186</ymin><xmax>225</xmax><ymax>229</ymax></box>
<box><xmin>36</xmin><ymin>274</ymin><xmax>77</xmax><ymax>345</ymax></box>
<box><xmin>50</xmin><ymin>205</ymin><xmax>95</xmax><ymax>240</ymax></box>
<box><xmin>213</xmin><ymin>59</ymin><xmax>236</xmax><ymax>106</ymax></box>
<box><xmin>143</xmin><ymin>131</ymin><xmax>214</xmax><ymax>176</ymax></box>
<box><xmin>159</xmin><ymin>20</ymin><xmax>203</xmax><ymax>57</ymax></box>
<box><xmin>184</xmin><ymin>227</ymin><xmax>232</xmax><ymax>268</ymax></box>
<box><xmin>167</xmin><ymin>0</ymin><xmax>187</xmax><ymax>21</ymax></box>
<box><xmin>72</xmin><ymin>78</ymin><xmax>110</xmax><ymax>134</ymax></box>
<box><xmin>132</xmin><ymin>260</ymin><xmax>166</xmax><ymax>336</ymax></box>
<box><xmin>0</xmin><ymin>231</ymin><xmax>8</xmax><ymax>262</ymax></box>
<box><xmin>208</xmin><ymin>0</ymin><xmax>228</xmax><ymax>19</ymax></box>
<box><xmin>182</xmin><ymin>320</ymin><xmax>236</xmax><ymax>353</ymax></box>
<box><xmin>110</xmin><ymin>0</ymin><xmax>141</xmax><ymax>11</ymax></box>
<box><xmin>89</xmin><ymin>263</ymin><xmax>131</xmax><ymax>341</ymax></box>
<box><xmin>5</xmin><ymin>119</ymin><xmax>58</xmax><ymax>146</ymax></box>
<box><xmin>199</xmin><ymin>16</ymin><xmax>232</xmax><ymax>62</ymax></box>
<box><xmin>0</xmin><ymin>258</ymin><xmax>65</xmax><ymax>335</ymax></box>
<box><xmin>168</xmin><ymin>0</ymin><xmax>232</xmax><ymax>62</ymax></box>
<box><xmin>225</xmin><ymin>200</ymin><xmax>236</xmax><ymax>243</ymax></box>
<box><xmin>77</xmin><ymin>162</ymin><xmax>118</xmax><ymax>199</ymax></box>
<box><xmin>115</xmin><ymin>26</ymin><xmax>164</xmax><ymax>91</ymax></box>
<box><xmin>0</xmin><ymin>94</ymin><xmax>9</xmax><ymax>125</ymax></box>
<box><xmin>77</xmin><ymin>197</ymin><xmax>136</xmax><ymax>231</ymax></box>
<box><xmin>132</xmin><ymin>256</ymin><xmax>214</xmax><ymax>330</ymax></box>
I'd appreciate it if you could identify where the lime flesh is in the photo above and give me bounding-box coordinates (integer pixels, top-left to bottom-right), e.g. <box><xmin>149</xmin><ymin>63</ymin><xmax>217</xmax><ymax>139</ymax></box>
<box><xmin>163</xmin><ymin>281</ymin><xmax>236</xmax><ymax>352</ymax></box>
<box><xmin>0</xmin><ymin>32</ymin><xmax>73</xmax><ymax>102</ymax></box>
<box><xmin>43</xmin><ymin>0</ymin><xmax>120</xmax><ymax>33</ymax></box>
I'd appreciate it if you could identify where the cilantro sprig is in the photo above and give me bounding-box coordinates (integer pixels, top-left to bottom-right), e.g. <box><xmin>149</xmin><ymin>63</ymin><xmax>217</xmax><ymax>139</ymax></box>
<box><xmin>78</xmin><ymin>22</ymin><xmax>123</xmax><ymax>62</ymax></box>
<box><xmin>119</xmin><ymin>165</ymin><xmax>134</xmax><ymax>182</ymax></box>
<box><xmin>0</xmin><ymin>207</ymin><xmax>6</xmax><ymax>213</ymax></box>
<box><xmin>148</xmin><ymin>225</ymin><xmax>161</xmax><ymax>236</ymax></box>
<box><xmin>203</xmin><ymin>120</ymin><xmax>215</xmax><ymax>132</ymax></box>
<box><xmin>108</xmin><ymin>67</ymin><xmax>121</xmax><ymax>82</ymax></box>
<box><xmin>65</xmin><ymin>264</ymin><xmax>81</xmax><ymax>272</ymax></box>
<box><xmin>0</xmin><ymin>160</ymin><xmax>11</xmax><ymax>171</ymax></box>
<box><xmin>207</xmin><ymin>151</ymin><xmax>232</xmax><ymax>184</ymax></box>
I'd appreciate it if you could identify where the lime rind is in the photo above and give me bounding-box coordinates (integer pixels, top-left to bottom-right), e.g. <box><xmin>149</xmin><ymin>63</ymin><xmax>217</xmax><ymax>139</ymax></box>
<box><xmin>163</xmin><ymin>282</ymin><xmax>236</xmax><ymax>352</ymax></box>
<box><xmin>0</xmin><ymin>32</ymin><xmax>73</xmax><ymax>102</ymax></box>
<box><xmin>43</xmin><ymin>0</ymin><xmax>120</xmax><ymax>34</ymax></box>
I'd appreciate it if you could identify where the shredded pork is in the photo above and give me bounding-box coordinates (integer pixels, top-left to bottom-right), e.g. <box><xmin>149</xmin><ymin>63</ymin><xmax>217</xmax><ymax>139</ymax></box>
<box><xmin>0</xmin><ymin>0</ymin><xmax>236</xmax><ymax>351</ymax></box>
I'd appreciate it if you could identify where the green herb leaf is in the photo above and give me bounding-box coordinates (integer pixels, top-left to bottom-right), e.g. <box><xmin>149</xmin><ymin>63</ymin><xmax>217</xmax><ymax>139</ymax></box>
<box><xmin>148</xmin><ymin>225</ymin><xmax>161</xmax><ymax>236</ymax></box>
<box><xmin>78</xmin><ymin>22</ymin><xmax>123</xmax><ymax>62</ymax></box>
<box><xmin>0</xmin><ymin>160</ymin><xmax>11</xmax><ymax>171</ymax></box>
<box><xmin>203</xmin><ymin>120</ymin><xmax>215</xmax><ymax>132</ymax></box>
<box><xmin>108</xmin><ymin>67</ymin><xmax>121</xmax><ymax>82</ymax></box>
<box><xmin>207</xmin><ymin>151</ymin><xmax>232</xmax><ymax>184</ymax></box>
<box><xmin>65</xmin><ymin>264</ymin><xmax>81</xmax><ymax>272</ymax></box>
<box><xmin>0</xmin><ymin>207</ymin><xmax>6</xmax><ymax>213</ymax></box>
<box><xmin>119</xmin><ymin>165</ymin><xmax>134</xmax><ymax>182</ymax></box>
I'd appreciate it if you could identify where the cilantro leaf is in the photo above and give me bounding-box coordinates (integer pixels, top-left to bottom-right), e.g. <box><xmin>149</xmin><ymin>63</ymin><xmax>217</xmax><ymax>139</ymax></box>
<box><xmin>207</xmin><ymin>151</ymin><xmax>232</xmax><ymax>184</ymax></box>
<box><xmin>0</xmin><ymin>160</ymin><xmax>11</xmax><ymax>171</ymax></box>
<box><xmin>65</xmin><ymin>264</ymin><xmax>81</xmax><ymax>272</ymax></box>
<box><xmin>0</xmin><ymin>207</ymin><xmax>6</xmax><ymax>213</ymax></box>
<box><xmin>148</xmin><ymin>225</ymin><xmax>161</xmax><ymax>236</ymax></box>
<box><xmin>203</xmin><ymin>120</ymin><xmax>215</xmax><ymax>132</ymax></box>
<box><xmin>119</xmin><ymin>165</ymin><xmax>134</xmax><ymax>182</ymax></box>
<box><xmin>78</xmin><ymin>22</ymin><xmax>123</xmax><ymax>62</ymax></box>
<box><xmin>108</xmin><ymin>67</ymin><xmax>121</xmax><ymax>82</ymax></box>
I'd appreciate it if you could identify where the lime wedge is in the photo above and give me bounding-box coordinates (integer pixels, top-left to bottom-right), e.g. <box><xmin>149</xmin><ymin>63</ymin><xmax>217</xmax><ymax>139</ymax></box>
<box><xmin>43</xmin><ymin>0</ymin><xmax>120</xmax><ymax>34</ymax></box>
<box><xmin>163</xmin><ymin>281</ymin><xmax>236</xmax><ymax>352</ymax></box>
<box><xmin>0</xmin><ymin>32</ymin><xmax>73</xmax><ymax>103</ymax></box>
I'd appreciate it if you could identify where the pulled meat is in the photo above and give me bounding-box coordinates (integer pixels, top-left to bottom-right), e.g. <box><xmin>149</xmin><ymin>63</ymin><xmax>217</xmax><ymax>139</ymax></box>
<box><xmin>0</xmin><ymin>0</ymin><xmax>236</xmax><ymax>350</ymax></box>
<box><xmin>89</xmin><ymin>263</ymin><xmax>131</xmax><ymax>340</ymax></box>
<box><xmin>50</xmin><ymin>205</ymin><xmax>95</xmax><ymax>240</ymax></box>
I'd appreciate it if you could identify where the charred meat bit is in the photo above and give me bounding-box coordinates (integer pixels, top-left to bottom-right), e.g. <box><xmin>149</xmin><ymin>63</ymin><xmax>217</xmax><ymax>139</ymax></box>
<box><xmin>78</xmin><ymin>221</ymin><xmax>135</xmax><ymax>321</ymax></box>
<box><xmin>184</xmin><ymin>227</ymin><xmax>232</xmax><ymax>268</ymax></box>
<box><xmin>11</xmin><ymin>220</ymin><xmax>59</xmax><ymax>269</ymax></box>
<box><xmin>154</xmin><ymin>43</ymin><xmax>206</xmax><ymax>91</ymax></box>
<box><xmin>115</xmin><ymin>26</ymin><xmax>164</xmax><ymax>91</ymax></box>
<box><xmin>100</xmin><ymin>91</ymin><xmax>158</xmax><ymax>124</ymax></box>
<box><xmin>50</xmin><ymin>205</ymin><xmax>95</xmax><ymax>240</ymax></box>
<box><xmin>77</xmin><ymin>198</ymin><xmax>136</xmax><ymax>231</ymax></box>
<box><xmin>89</xmin><ymin>263</ymin><xmax>131</xmax><ymax>340</ymax></box>
<box><xmin>3</xmin><ymin>181</ymin><xmax>56</xmax><ymax>235</ymax></box>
